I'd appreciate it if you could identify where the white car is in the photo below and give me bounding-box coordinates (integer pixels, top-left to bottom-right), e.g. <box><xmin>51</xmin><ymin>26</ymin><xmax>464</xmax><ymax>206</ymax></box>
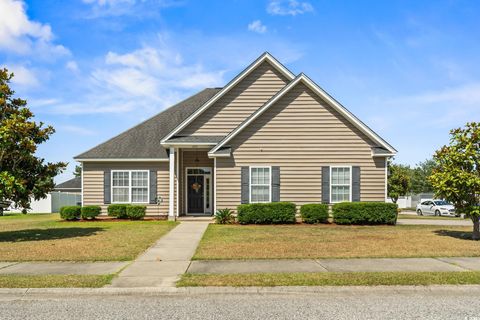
<box><xmin>416</xmin><ymin>199</ymin><xmax>457</xmax><ymax>216</ymax></box>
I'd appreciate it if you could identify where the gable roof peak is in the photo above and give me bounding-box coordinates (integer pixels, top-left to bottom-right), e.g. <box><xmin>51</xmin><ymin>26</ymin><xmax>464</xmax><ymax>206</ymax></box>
<box><xmin>209</xmin><ymin>71</ymin><xmax>397</xmax><ymax>155</ymax></box>
<box><xmin>161</xmin><ymin>52</ymin><xmax>295</xmax><ymax>144</ymax></box>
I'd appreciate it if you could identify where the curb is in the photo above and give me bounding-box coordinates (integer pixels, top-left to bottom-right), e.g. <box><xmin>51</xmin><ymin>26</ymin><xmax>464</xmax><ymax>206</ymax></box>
<box><xmin>1</xmin><ymin>284</ymin><xmax>480</xmax><ymax>298</ymax></box>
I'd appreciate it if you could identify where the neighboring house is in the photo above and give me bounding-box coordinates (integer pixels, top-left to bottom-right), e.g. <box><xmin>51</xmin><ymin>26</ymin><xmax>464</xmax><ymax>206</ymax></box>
<box><xmin>75</xmin><ymin>52</ymin><xmax>396</xmax><ymax>219</ymax></box>
<box><xmin>54</xmin><ymin>177</ymin><xmax>82</xmax><ymax>193</ymax></box>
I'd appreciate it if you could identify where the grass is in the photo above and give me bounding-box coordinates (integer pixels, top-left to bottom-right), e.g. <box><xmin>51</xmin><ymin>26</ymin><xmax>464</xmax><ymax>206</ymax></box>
<box><xmin>397</xmin><ymin>214</ymin><xmax>462</xmax><ymax>220</ymax></box>
<box><xmin>194</xmin><ymin>224</ymin><xmax>480</xmax><ymax>260</ymax></box>
<box><xmin>0</xmin><ymin>213</ymin><xmax>178</xmax><ymax>261</ymax></box>
<box><xmin>177</xmin><ymin>271</ymin><xmax>480</xmax><ymax>287</ymax></box>
<box><xmin>0</xmin><ymin>274</ymin><xmax>114</xmax><ymax>288</ymax></box>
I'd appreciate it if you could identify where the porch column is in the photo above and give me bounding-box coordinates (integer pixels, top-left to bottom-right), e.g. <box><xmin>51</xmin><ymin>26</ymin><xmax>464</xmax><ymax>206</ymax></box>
<box><xmin>169</xmin><ymin>147</ymin><xmax>175</xmax><ymax>220</ymax></box>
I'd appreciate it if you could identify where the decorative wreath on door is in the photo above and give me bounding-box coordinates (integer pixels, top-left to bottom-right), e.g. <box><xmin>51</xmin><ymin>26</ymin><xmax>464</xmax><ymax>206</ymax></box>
<box><xmin>191</xmin><ymin>182</ymin><xmax>202</xmax><ymax>193</ymax></box>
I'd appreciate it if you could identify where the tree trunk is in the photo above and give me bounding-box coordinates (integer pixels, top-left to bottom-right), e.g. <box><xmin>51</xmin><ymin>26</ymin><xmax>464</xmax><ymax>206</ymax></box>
<box><xmin>472</xmin><ymin>216</ymin><xmax>480</xmax><ymax>240</ymax></box>
<box><xmin>0</xmin><ymin>207</ymin><xmax>3</xmax><ymax>216</ymax></box>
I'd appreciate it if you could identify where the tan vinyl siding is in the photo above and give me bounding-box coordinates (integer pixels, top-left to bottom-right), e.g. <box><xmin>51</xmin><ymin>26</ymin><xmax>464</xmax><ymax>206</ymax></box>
<box><xmin>82</xmin><ymin>162</ymin><xmax>170</xmax><ymax>216</ymax></box>
<box><xmin>178</xmin><ymin>61</ymin><xmax>289</xmax><ymax>136</ymax></box>
<box><xmin>179</xmin><ymin>150</ymin><xmax>214</xmax><ymax>214</ymax></box>
<box><xmin>216</xmin><ymin>83</ymin><xmax>387</xmax><ymax>209</ymax></box>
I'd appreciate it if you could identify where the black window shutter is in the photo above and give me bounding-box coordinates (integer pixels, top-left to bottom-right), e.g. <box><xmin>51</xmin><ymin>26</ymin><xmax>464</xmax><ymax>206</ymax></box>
<box><xmin>241</xmin><ymin>167</ymin><xmax>249</xmax><ymax>204</ymax></box>
<box><xmin>352</xmin><ymin>166</ymin><xmax>361</xmax><ymax>202</ymax></box>
<box><xmin>104</xmin><ymin>170</ymin><xmax>111</xmax><ymax>204</ymax></box>
<box><xmin>321</xmin><ymin>166</ymin><xmax>330</xmax><ymax>204</ymax></box>
<box><xmin>271</xmin><ymin>166</ymin><xmax>280</xmax><ymax>202</ymax></box>
<box><xmin>149</xmin><ymin>170</ymin><xmax>157</xmax><ymax>204</ymax></box>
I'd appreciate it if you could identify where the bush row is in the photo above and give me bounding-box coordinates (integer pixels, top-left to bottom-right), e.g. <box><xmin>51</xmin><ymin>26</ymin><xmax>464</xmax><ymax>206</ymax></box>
<box><xmin>332</xmin><ymin>202</ymin><xmax>398</xmax><ymax>225</ymax></box>
<box><xmin>59</xmin><ymin>204</ymin><xmax>146</xmax><ymax>221</ymax></box>
<box><xmin>214</xmin><ymin>202</ymin><xmax>398</xmax><ymax>225</ymax></box>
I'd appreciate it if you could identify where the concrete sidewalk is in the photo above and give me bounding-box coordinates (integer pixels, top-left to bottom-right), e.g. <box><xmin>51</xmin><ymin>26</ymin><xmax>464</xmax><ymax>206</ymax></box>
<box><xmin>187</xmin><ymin>257</ymin><xmax>480</xmax><ymax>274</ymax></box>
<box><xmin>109</xmin><ymin>221</ymin><xmax>209</xmax><ymax>288</ymax></box>
<box><xmin>0</xmin><ymin>262</ymin><xmax>128</xmax><ymax>275</ymax></box>
<box><xmin>397</xmin><ymin>219</ymin><xmax>472</xmax><ymax>226</ymax></box>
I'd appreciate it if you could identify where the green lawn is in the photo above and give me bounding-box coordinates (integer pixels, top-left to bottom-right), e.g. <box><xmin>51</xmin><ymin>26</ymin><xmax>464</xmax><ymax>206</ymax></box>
<box><xmin>0</xmin><ymin>213</ymin><xmax>177</xmax><ymax>261</ymax></box>
<box><xmin>178</xmin><ymin>271</ymin><xmax>480</xmax><ymax>287</ymax></box>
<box><xmin>194</xmin><ymin>224</ymin><xmax>480</xmax><ymax>260</ymax></box>
<box><xmin>397</xmin><ymin>214</ymin><xmax>462</xmax><ymax>220</ymax></box>
<box><xmin>0</xmin><ymin>274</ymin><xmax>113</xmax><ymax>288</ymax></box>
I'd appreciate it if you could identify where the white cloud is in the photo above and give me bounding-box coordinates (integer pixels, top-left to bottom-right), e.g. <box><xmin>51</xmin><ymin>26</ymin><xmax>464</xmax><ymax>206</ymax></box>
<box><xmin>66</xmin><ymin>60</ymin><xmax>79</xmax><ymax>72</ymax></box>
<box><xmin>82</xmin><ymin>0</ymin><xmax>182</xmax><ymax>18</ymax></box>
<box><xmin>4</xmin><ymin>64</ymin><xmax>39</xmax><ymax>88</ymax></box>
<box><xmin>0</xmin><ymin>0</ymin><xmax>69</xmax><ymax>57</ymax></box>
<box><xmin>43</xmin><ymin>45</ymin><xmax>225</xmax><ymax>115</ymax></box>
<box><xmin>248</xmin><ymin>20</ymin><xmax>267</xmax><ymax>34</ymax></box>
<box><xmin>267</xmin><ymin>0</ymin><xmax>314</xmax><ymax>16</ymax></box>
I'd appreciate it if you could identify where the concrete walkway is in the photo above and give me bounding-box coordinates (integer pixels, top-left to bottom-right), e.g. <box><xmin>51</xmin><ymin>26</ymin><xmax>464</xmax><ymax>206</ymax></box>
<box><xmin>397</xmin><ymin>219</ymin><xmax>472</xmax><ymax>226</ymax></box>
<box><xmin>109</xmin><ymin>221</ymin><xmax>209</xmax><ymax>288</ymax></box>
<box><xmin>0</xmin><ymin>262</ymin><xmax>128</xmax><ymax>275</ymax></box>
<box><xmin>187</xmin><ymin>257</ymin><xmax>480</xmax><ymax>274</ymax></box>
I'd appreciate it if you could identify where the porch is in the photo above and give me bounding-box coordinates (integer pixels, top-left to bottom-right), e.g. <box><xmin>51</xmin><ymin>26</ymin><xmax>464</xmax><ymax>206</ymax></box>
<box><xmin>169</xmin><ymin>148</ymin><xmax>215</xmax><ymax>218</ymax></box>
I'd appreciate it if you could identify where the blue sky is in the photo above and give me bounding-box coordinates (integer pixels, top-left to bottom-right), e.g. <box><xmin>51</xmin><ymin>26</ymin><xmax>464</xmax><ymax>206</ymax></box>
<box><xmin>1</xmin><ymin>0</ymin><xmax>479</xmax><ymax>182</ymax></box>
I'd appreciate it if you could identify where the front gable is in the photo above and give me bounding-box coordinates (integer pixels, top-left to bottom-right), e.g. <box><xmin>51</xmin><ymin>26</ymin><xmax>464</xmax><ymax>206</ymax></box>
<box><xmin>177</xmin><ymin>61</ymin><xmax>290</xmax><ymax>137</ymax></box>
<box><xmin>161</xmin><ymin>52</ymin><xmax>294</xmax><ymax>143</ymax></box>
<box><xmin>226</xmin><ymin>81</ymin><xmax>380</xmax><ymax>157</ymax></box>
<box><xmin>210</xmin><ymin>74</ymin><xmax>396</xmax><ymax>156</ymax></box>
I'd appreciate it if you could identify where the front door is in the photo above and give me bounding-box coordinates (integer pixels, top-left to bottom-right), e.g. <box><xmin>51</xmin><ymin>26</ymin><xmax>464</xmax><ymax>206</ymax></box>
<box><xmin>187</xmin><ymin>175</ymin><xmax>204</xmax><ymax>214</ymax></box>
<box><xmin>186</xmin><ymin>167</ymin><xmax>212</xmax><ymax>215</ymax></box>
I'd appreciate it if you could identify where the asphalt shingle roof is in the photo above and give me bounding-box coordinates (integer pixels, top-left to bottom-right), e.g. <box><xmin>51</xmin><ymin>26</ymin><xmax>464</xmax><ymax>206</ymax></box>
<box><xmin>75</xmin><ymin>88</ymin><xmax>221</xmax><ymax>160</ymax></box>
<box><xmin>55</xmin><ymin>177</ymin><xmax>81</xmax><ymax>190</ymax></box>
<box><xmin>166</xmin><ymin>135</ymin><xmax>225</xmax><ymax>144</ymax></box>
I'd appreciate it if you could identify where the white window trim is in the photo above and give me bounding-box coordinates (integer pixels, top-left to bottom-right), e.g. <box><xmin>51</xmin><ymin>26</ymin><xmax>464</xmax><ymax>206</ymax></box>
<box><xmin>249</xmin><ymin>166</ymin><xmax>272</xmax><ymax>203</ymax></box>
<box><xmin>330</xmin><ymin>166</ymin><xmax>352</xmax><ymax>204</ymax></box>
<box><xmin>111</xmin><ymin>170</ymin><xmax>150</xmax><ymax>204</ymax></box>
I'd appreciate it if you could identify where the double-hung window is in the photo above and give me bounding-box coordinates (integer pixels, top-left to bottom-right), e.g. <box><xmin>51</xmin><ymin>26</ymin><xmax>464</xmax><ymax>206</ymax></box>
<box><xmin>112</xmin><ymin>170</ymin><xmax>149</xmax><ymax>203</ymax></box>
<box><xmin>330</xmin><ymin>167</ymin><xmax>351</xmax><ymax>203</ymax></box>
<box><xmin>250</xmin><ymin>167</ymin><xmax>271</xmax><ymax>203</ymax></box>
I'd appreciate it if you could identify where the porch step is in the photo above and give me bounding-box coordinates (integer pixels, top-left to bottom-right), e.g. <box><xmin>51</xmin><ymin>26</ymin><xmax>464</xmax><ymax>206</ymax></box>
<box><xmin>177</xmin><ymin>216</ymin><xmax>215</xmax><ymax>222</ymax></box>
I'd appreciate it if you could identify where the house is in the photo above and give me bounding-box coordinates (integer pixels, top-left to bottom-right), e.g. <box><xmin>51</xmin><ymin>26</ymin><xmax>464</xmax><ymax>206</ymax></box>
<box><xmin>75</xmin><ymin>52</ymin><xmax>396</xmax><ymax>219</ymax></box>
<box><xmin>54</xmin><ymin>177</ymin><xmax>82</xmax><ymax>193</ymax></box>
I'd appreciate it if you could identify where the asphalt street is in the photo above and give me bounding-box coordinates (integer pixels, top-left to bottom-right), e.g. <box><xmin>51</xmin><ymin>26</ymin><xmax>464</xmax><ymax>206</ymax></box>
<box><xmin>1</xmin><ymin>287</ymin><xmax>480</xmax><ymax>319</ymax></box>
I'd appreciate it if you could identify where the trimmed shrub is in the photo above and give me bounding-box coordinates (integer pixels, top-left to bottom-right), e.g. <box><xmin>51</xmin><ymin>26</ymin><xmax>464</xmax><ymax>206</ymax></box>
<box><xmin>59</xmin><ymin>206</ymin><xmax>81</xmax><ymax>220</ymax></box>
<box><xmin>81</xmin><ymin>205</ymin><xmax>101</xmax><ymax>219</ymax></box>
<box><xmin>126</xmin><ymin>205</ymin><xmax>146</xmax><ymax>220</ymax></box>
<box><xmin>301</xmin><ymin>203</ymin><xmax>329</xmax><ymax>224</ymax></box>
<box><xmin>332</xmin><ymin>202</ymin><xmax>398</xmax><ymax>225</ymax></box>
<box><xmin>237</xmin><ymin>202</ymin><xmax>296</xmax><ymax>224</ymax></box>
<box><xmin>215</xmin><ymin>208</ymin><xmax>235</xmax><ymax>224</ymax></box>
<box><xmin>107</xmin><ymin>204</ymin><xmax>130</xmax><ymax>219</ymax></box>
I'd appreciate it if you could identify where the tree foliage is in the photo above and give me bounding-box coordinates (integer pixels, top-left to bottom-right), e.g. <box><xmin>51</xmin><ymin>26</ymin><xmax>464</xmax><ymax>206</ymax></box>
<box><xmin>0</xmin><ymin>68</ymin><xmax>66</xmax><ymax>215</ymax></box>
<box><xmin>410</xmin><ymin>159</ymin><xmax>435</xmax><ymax>194</ymax></box>
<box><xmin>74</xmin><ymin>164</ymin><xmax>82</xmax><ymax>178</ymax></box>
<box><xmin>387</xmin><ymin>162</ymin><xmax>411</xmax><ymax>203</ymax></box>
<box><xmin>429</xmin><ymin>122</ymin><xmax>480</xmax><ymax>240</ymax></box>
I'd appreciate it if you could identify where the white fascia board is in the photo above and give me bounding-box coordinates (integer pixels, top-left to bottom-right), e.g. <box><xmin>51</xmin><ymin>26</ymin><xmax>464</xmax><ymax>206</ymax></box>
<box><xmin>160</xmin><ymin>52</ymin><xmax>295</xmax><ymax>144</ymax></box>
<box><xmin>75</xmin><ymin>158</ymin><xmax>169</xmax><ymax>162</ymax></box>
<box><xmin>161</xmin><ymin>142</ymin><xmax>218</xmax><ymax>147</ymax></box>
<box><xmin>211</xmin><ymin>73</ymin><xmax>397</xmax><ymax>155</ymax></box>
<box><xmin>207</xmin><ymin>152</ymin><xmax>231</xmax><ymax>158</ymax></box>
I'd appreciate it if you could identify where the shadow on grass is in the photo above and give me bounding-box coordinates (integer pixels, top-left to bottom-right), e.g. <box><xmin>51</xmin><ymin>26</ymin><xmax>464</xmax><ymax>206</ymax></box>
<box><xmin>0</xmin><ymin>227</ymin><xmax>104</xmax><ymax>242</ymax></box>
<box><xmin>434</xmin><ymin>229</ymin><xmax>473</xmax><ymax>240</ymax></box>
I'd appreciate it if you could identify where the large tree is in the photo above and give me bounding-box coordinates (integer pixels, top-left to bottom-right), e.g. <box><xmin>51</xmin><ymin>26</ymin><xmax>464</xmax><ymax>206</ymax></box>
<box><xmin>410</xmin><ymin>158</ymin><xmax>435</xmax><ymax>194</ymax></box>
<box><xmin>0</xmin><ymin>68</ymin><xmax>66</xmax><ymax>215</ymax></box>
<box><xmin>429</xmin><ymin>122</ymin><xmax>480</xmax><ymax>240</ymax></box>
<box><xmin>387</xmin><ymin>162</ymin><xmax>411</xmax><ymax>203</ymax></box>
